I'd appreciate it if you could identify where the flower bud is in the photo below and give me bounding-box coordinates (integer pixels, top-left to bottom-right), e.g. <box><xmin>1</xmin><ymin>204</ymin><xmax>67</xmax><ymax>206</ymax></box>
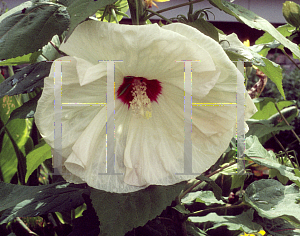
<box><xmin>283</xmin><ymin>1</ymin><xmax>300</xmax><ymax>28</ymax></box>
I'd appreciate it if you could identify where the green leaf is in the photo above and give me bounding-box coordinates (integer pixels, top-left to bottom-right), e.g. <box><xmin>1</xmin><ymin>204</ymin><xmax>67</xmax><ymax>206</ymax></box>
<box><xmin>245</xmin><ymin>136</ymin><xmax>300</xmax><ymax>187</ymax></box>
<box><xmin>95</xmin><ymin>0</ymin><xmax>129</xmax><ymax>23</ymax></box>
<box><xmin>186</xmin><ymin>222</ymin><xmax>208</xmax><ymax>236</ymax></box>
<box><xmin>187</xmin><ymin>18</ymin><xmax>219</xmax><ymax>42</ymax></box>
<box><xmin>283</xmin><ymin>1</ymin><xmax>300</xmax><ymax>28</ymax></box>
<box><xmin>231</xmin><ymin>174</ymin><xmax>247</xmax><ymax>190</ymax></box>
<box><xmin>90</xmin><ymin>182</ymin><xmax>186</xmax><ymax>236</ymax></box>
<box><xmin>255</xmin><ymin>24</ymin><xmax>296</xmax><ymax>44</ymax></box>
<box><xmin>250</xmin><ymin>98</ymin><xmax>295</xmax><ymax>120</ymax></box>
<box><xmin>244</xmin><ymin>179</ymin><xmax>300</xmax><ymax>226</ymax></box>
<box><xmin>255</xmin><ymin>216</ymin><xmax>300</xmax><ymax>236</ymax></box>
<box><xmin>247</xmin><ymin>105</ymin><xmax>298</xmax><ymax>144</ymax></box>
<box><xmin>0</xmin><ymin>3</ymin><xmax>70</xmax><ymax>60</ymax></box>
<box><xmin>219</xmin><ymin>33</ymin><xmax>265</xmax><ymax>66</ymax></box>
<box><xmin>209</xmin><ymin>0</ymin><xmax>300</xmax><ymax>59</ymax></box>
<box><xmin>197</xmin><ymin>175</ymin><xmax>224</xmax><ymax>201</ymax></box>
<box><xmin>189</xmin><ymin>209</ymin><xmax>262</xmax><ymax>233</ymax></box>
<box><xmin>254</xmin><ymin>24</ymin><xmax>295</xmax><ymax>57</ymax></box>
<box><xmin>9</xmin><ymin>92</ymin><xmax>41</xmax><ymax>120</ymax></box>
<box><xmin>0</xmin><ymin>51</ymin><xmax>42</xmax><ymax>66</ymax></box>
<box><xmin>0</xmin><ymin>1</ymin><xmax>33</xmax><ymax>24</ymax></box>
<box><xmin>269</xmin><ymin>169</ymin><xmax>289</xmax><ymax>185</ymax></box>
<box><xmin>0</xmin><ymin>182</ymin><xmax>89</xmax><ymax>224</ymax></box>
<box><xmin>182</xmin><ymin>191</ymin><xmax>224</xmax><ymax>206</ymax></box>
<box><xmin>37</xmin><ymin>35</ymin><xmax>61</xmax><ymax>62</ymax></box>
<box><xmin>65</xmin><ymin>0</ymin><xmax>117</xmax><ymax>40</ymax></box>
<box><xmin>0</xmin><ymin>62</ymin><xmax>52</xmax><ymax>98</ymax></box>
<box><xmin>246</xmin><ymin>119</ymin><xmax>293</xmax><ymax>139</ymax></box>
<box><xmin>0</xmin><ymin>86</ymin><xmax>33</xmax><ymax>183</ymax></box>
<box><xmin>257</xmin><ymin>58</ymin><xmax>286</xmax><ymax>99</ymax></box>
<box><xmin>69</xmin><ymin>194</ymin><xmax>100</xmax><ymax>236</ymax></box>
<box><xmin>25</xmin><ymin>140</ymin><xmax>51</xmax><ymax>183</ymax></box>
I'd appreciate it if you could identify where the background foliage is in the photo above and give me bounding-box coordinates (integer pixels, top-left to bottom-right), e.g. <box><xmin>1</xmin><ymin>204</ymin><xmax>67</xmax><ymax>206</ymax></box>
<box><xmin>0</xmin><ymin>0</ymin><xmax>300</xmax><ymax>235</ymax></box>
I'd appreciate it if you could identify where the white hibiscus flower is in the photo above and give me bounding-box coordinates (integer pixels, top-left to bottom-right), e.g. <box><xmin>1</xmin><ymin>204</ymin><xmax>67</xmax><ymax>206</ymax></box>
<box><xmin>35</xmin><ymin>20</ymin><xmax>257</xmax><ymax>193</ymax></box>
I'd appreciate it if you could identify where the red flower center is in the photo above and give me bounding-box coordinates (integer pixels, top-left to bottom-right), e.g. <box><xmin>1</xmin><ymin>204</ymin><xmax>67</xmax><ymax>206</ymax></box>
<box><xmin>117</xmin><ymin>76</ymin><xmax>162</xmax><ymax>108</ymax></box>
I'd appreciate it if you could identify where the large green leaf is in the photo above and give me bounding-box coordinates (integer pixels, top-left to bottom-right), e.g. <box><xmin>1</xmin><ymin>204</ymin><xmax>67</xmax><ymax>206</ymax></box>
<box><xmin>0</xmin><ymin>62</ymin><xmax>52</xmax><ymax>98</ymax></box>
<box><xmin>246</xmin><ymin>105</ymin><xmax>298</xmax><ymax>144</ymax></box>
<box><xmin>257</xmin><ymin>58</ymin><xmax>286</xmax><ymax>99</ymax></box>
<box><xmin>245</xmin><ymin>136</ymin><xmax>300</xmax><ymax>187</ymax></box>
<box><xmin>246</xmin><ymin>119</ymin><xmax>293</xmax><ymax>139</ymax></box>
<box><xmin>187</xmin><ymin>18</ymin><xmax>219</xmax><ymax>42</ymax></box>
<box><xmin>65</xmin><ymin>0</ymin><xmax>117</xmax><ymax>40</ymax></box>
<box><xmin>250</xmin><ymin>98</ymin><xmax>295</xmax><ymax>120</ymax></box>
<box><xmin>255</xmin><ymin>216</ymin><xmax>300</xmax><ymax>236</ymax></box>
<box><xmin>219</xmin><ymin>32</ymin><xmax>286</xmax><ymax>98</ymax></box>
<box><xmin>254</xmin><ymin>24</ymin><xmax>296</xmax><ymax>57</ymax></box>
<box><xmin>0</xmin><ymin>182</ymin><xmax>89</xmax><ymax>224</ymax></box>
<box><xmin>25</xmin><ymin>140</ymin><xmax>51</xmax><ymax>183</ymax></box>
<box><xmin>0</xmin><ymin>1</ymin><xmax>32</xmax><ymax>24</ymax></box>
<box><xmin>0</xmin><ymin>51</ymin><xmax>41</xmax><ymax>66</ymax></box>
<box><xmin>209</xmin><ymin>0</ymin><xmax>300</xmax><ymax>59</ymax></box>
<box><xmin>189</xmin><ymin>209</ymin><xmax>261</xmax><ymax>233</ymax></box>
<box><xmin>244</xmin><ymin>179</ymin><xmax>300</xmax><ymax>226</ymax></box>
<box><xmin>90</xmin><ymin>182</ymin><xmax>186</xmax><ymax>236</ymax></box>
<box><xmin>0</xmin><ymin>3</ymin><xmax>70</xmax><ymax>60</ymax></box>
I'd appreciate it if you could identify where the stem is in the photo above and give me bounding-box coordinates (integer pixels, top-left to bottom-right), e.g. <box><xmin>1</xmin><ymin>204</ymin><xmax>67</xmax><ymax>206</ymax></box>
<box><xmin>185</xmin><ymin>202</ymin><xmax>248</xmax><ymax>219</ymax></box>
<box><xmin>15</xmin><ymin>217</ymin><xmax>38</xmax><ymax>236</ymax></box>
<box><xmin>101</xmin><ymin>5</ymin><xmax>108</xmax><ymax>21</ymax></box>
<box><xmin>271</xmin><ymin>132</ymin><xmax>296</xmax><ymax>168</ymax></box>
<box><xmin>179</xmin><ymin>162</ymin><xmax>236</xmax><ymax>201</ymax></box>
<box><xmin>281</xmin><ymin>48</ymin><xmax>300</xmax><ymax>70</ymax></box>
<box><xmin>8</xmin><ymin>65</ymin><xmax>14</xmax><ymax>77</ymax></box>
<box><xmin>50</xmin><ymin>41</ymin><xmax>68</xmax><ymax>57</ymax></box>
<box><xmin>274</xmin><ymin>103</ymin><xmax>300</xmax><ymax>144</ymax></box>
<box><xmin>146</xmin><ymin>0</ymin><xmax>205</xmax><ymax>20</ymax></box>
<box><xmin>146</xmin><ymin>9</ymin><xmax>172</xmax><ymax>24</ymax></box>
<box><xmin>111</xmin><ymin>8</ymin><xmax>119</xmax><ymax>23</ymax></box>
<box><xmin>135</xmin><ymin>0</ymin><xmax>139</xmax><ymax>25</ymax></box>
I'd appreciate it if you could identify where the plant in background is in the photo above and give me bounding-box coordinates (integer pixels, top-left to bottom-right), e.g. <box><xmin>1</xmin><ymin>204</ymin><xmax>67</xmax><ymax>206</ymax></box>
<box><xmin>0</xmin><ymin>0</ymin><xmax>299</xmax><ymax>235</ymax></box>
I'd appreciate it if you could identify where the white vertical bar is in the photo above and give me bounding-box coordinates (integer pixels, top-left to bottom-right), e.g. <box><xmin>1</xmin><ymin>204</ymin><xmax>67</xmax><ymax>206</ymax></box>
<box><xmin>106</xmin><ymin>61</ymin><xmax>115</xmax><ymax>174</ymax></box>
<box><xmin>236</xmin><ymin>61</ymin><xmax>246</xmax><ymax>174</ymax></box>
<box><xmin>184</xmin><ymin>61</ymin><xmax>193</xmax><ymax>174</ymax></box>
<box><xmin>53</xmin><ymin>61</ymin><xmax>62</xmax><ymax>175</ymax></box>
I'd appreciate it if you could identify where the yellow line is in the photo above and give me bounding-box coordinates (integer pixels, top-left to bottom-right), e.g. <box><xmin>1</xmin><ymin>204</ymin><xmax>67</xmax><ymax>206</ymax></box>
<box><xmin>62</xmin><ymin>103</ymin><xmax>107</xmax><ymax>105</ymax></box>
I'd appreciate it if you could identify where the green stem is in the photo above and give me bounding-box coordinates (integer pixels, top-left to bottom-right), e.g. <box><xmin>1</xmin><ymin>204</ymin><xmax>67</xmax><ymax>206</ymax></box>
<box><xmin>8</xmin><ymin>65</ymin><xmax>14</xmax><ymax>77</ymax></box>
<box><xmin>111</xmin><ymin>8</ymin><xmax>119</xmax><ymax>23</ymax></box>
<box><xmin>15</xmin><ymin>217</ymin><xmax>38</xmax><ymax>236</ymax></box>
<box><xmin>271</xmin><ymin>132</ymin><xmax>296</xmax><ymax>168</ymax></box>
<box><xmin>185</xmin><ymin>202</ymin><xmax>248</xmax><ymax>219</ymax></box>
<box><xmin>275</xmin><ymin>102</ymin><xmax>300</xmax><ymax>144</ymax></box>
<box><xmin>50</xmin><ymin>41</ymin><xmax>68</xmax><ymax>57</ymax></box>
<box><xmin>179</xmin><ymin>161</ymin><xmax>236</xmax><ymax>201</ymax></box>
<box><xmin>101</xmin><ymin>5</ymin><xmax>109</xmax><ymax>21</ymax></box>
<box><xmin>146</xmin><ymin>0</ymin><xmax>205</xmax><ymax>20</ymax></box>
<box><xmin>146</xmin><ymin>9</ymin><xmax>172</xmax><ymax>24</ymax></box>
<box><xmin>281</xmin><ymin>48</ymin><xmax>300</xmax><ymax>70</ymax></box>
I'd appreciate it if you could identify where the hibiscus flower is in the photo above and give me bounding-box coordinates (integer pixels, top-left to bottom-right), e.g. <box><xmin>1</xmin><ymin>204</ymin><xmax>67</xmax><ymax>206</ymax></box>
<box><xmin>35</xmin><ymin>20</ymin><xmax>257</xmax><ymax>193</ymax></box>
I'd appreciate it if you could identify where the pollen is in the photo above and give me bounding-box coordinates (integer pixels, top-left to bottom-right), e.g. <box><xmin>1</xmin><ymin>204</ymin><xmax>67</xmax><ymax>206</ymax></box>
<box><xmin>130</xmin><ymin>79</ymin><xmax>152</xmax><ymax>118</ymax></box>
